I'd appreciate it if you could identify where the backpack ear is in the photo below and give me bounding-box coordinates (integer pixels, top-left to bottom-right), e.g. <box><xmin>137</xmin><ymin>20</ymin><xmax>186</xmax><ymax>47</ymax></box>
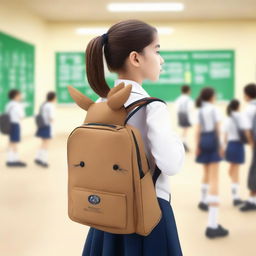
<box><xmin>107</xmin><ymin>84</ymin><xmax>132</xmax><ymax>110</ymax></box>
<box><xmin>67</xmin><ymin>86</ymin><xmax>94</xmax><ymax>111</ymax></box>
<box><xmin>107</xmin><ymin>82</ymin><xmax>125</xmax><ymax>98</ymax></box>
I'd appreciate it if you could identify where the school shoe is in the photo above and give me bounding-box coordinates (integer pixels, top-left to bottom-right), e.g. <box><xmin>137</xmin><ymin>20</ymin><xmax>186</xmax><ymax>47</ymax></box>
<box><xmin>240</xmin><ymin>201</ymin><xmax>256</xmax><ymax>212</ymax></box>
<box><xmin>198</xmin><ymin>202</ymin><xmax>208</xmax><ymax>211</ymax></box>
<box><xmin>205</xmin><ymin>225</ymin><xmax>229</xmax><ymax>239</ymax></box>
<box><xmin>6</xmin><ymin>161</ymin><xmax>27</xmax><ymax>167</ymax></box>
<box><xmin>233</xmin><ymin>199</ymin><xmax>244</xmax><ymax>206</ymax></box>
<box><xmin>34</xmin><ymin>159</ymin><xmax>49</xmax><ymax>168</ymax></box>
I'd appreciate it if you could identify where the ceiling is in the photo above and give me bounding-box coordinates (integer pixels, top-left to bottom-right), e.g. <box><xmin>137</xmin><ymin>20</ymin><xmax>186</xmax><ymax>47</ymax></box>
<box><xmin>3</xmin><ymin>0</ymin><xmax>256</xmax><ymax>22</ymax></box>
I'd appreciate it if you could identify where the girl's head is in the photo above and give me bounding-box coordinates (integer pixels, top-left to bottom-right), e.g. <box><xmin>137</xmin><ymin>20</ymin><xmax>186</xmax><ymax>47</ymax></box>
<box><xmin>196</xmin><ymin>87</ymin><xmax>215</xmax><ymax>108</ymax></box>
<box><xmin>8</xmin><ymin>89</ymin><xmax>22</xmax><ymax>101</ymax></box>
<box><xmin>46</xmin><ymin>91</ymin><xmax>56</xmax><ymax>102</ymax></box>
<box><xmin>86</xmin><ymin>19</ymin><xmax>164</xmax><ymax>97</ymax></box>
<box><xmin>244</xmin><ymin>83</ymin><xmax>256</xmax><ymax>102</ymax></box>
<box><xmin>227</xmin><ymin>99</ymin><xmax>240</xmax><ymax>116</ymax></box>
<box><xmin>181</xmin><ymin>85</ymin><xmax>190</xmax><ymax>95</ymax></box>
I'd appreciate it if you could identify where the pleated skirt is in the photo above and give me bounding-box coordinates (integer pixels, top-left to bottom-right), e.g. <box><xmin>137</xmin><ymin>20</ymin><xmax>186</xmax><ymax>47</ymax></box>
<box><xmin>82</xmin><ymin>198</ymin><xmax>183</xmax><ymax>256</ymax></box>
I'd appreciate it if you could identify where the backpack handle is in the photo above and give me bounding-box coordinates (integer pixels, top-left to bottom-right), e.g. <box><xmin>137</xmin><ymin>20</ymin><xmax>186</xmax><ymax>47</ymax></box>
<box><xmin>124</xmin><ymin>97</ymin><xmax>165</xmax><ymax>125</ymax></box>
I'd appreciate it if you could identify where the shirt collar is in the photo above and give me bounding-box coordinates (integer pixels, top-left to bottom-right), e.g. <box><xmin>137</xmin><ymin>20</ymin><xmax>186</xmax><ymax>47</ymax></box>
<box><xmin>114</xmin><ymin>79</ymin><xmax>149</xmax><ymax>96</ymax></box>
<box><xmin>202</xmin><ymin>101</ymin><xmax>212</xmax><ymax>107</ymax></box>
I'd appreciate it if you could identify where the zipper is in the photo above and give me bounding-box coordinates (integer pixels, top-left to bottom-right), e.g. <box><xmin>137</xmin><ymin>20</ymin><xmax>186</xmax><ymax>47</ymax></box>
<box><xmin>131</xmin><ymin>130</ymin><xmax>144</xmax><ymax>179</ymax></box>
<box><xmin>83</xmin><ymin>123</ymin><xmax>117</xmax><ymax>129</ymax></box>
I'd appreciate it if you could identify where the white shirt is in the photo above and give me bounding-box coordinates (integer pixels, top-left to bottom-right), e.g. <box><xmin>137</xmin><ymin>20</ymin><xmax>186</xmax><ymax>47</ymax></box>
<box><xmin>5</xmin><ymin>100</ymin><xmax>25</xmax><ymax>123</ymax></box>
<box><xmin>96</xmin><ymin>79</ymin><xmax>185</xmax><ymax>201</ymax></box>
<box><xmin>194</xmin><ymin>101</ymin><xmax>222</xmax><ymax>132</ymax></box>
<box><xmin>175</xmin><ymin>94</ymin><xmax>194</xmax><ymax>124</ymax></box>
<box><xmin>41</xmin><ymin>102</ymin><xmax>55</xmax><ymax>126</ymax></box>
<box><xmin>242</xmin><ymin>99</ymin><xmax>256</xmax><ymax>130</ymax></box>
<box><xmin>222</xmin><ymin>111</ymin><xmax>247</xmax><ymax>141</ymax></box>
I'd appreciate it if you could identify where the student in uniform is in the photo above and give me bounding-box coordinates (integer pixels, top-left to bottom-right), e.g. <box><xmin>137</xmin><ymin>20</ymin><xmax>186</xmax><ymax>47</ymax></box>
<box><xmin>35</xmin><ymin>92</ymin><xmax>56</xmax><ymax>168</ymax></box>
<box><xmin>195</xmin><ymin>87</ymin><xmax>229</xmax><ymax>238</ymax></box>
<box><xmin>82</xmin><ymin>19</ymin><xmax>185</xmax><ymax>256</ymax></box>
<box><xmin>222</xmin><ymin>99</ymin><xmax>248</xmax><ymax>206</ymax></box>
<box><xmin>5</xmin><ymin>89</ymin><xmax>27</xmax><ymax>167</ymax></box>
<box><xmin>240</xmin><ymin>83</ymin><xmax>256</xmax><ymax>212</ymax></box>
<box><xmin>175</xmin><ymin>85</ymin><xmax>193</xmax><ymax>152</ymax></box>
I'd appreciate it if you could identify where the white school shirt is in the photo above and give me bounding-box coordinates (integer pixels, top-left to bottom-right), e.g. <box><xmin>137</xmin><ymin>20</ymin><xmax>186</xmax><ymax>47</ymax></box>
<box><xmin>96</xmin><ymin>79</ymin><xmax>185</xmax><ymax>201</ymax></box>
<box><xmin>222</xmin><ymin>111</ymin><xmax>247</xmax><ymax>141</ymax></box>
<box><xmin>175</xmin><ymin>94</ymin><xmax>194</xmax><ymax>124</ymax></box>
<box><xmin>194</xmin><ymin>101</ymin><xmax>222</xmax><ymax>132</ymax></box>
<box><xmin>41</xmin><ymin>102</ymin><xmax>55</xmax><ymax>126</ymax></box>
<box><xmin>5</xmin><ymin>100</ymin><xmax>25</xmax><ymax>124</ymax></box>
<box><xmin>242</xmin><ymin>99</ymin><xmax>256</xmax><ymax>130</ymax></box>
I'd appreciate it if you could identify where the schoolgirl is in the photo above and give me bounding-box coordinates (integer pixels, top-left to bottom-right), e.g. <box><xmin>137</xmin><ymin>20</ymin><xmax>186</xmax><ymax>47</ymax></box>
<box><xmin>5</xmin><ymin>89</ymin><xmax>27</xmax><ymax>167</ymax></box>
<box><xmin>222</xmin><ymin>99</ymin><xmax>246</xmax><ymax>206</ymax></box>
<box><xmin>175</xmin><ymin>85</ymin><xmax>193</xmax><ymax>152</ymax></box>
<box><xmin>195</xmin><ymin>87</ymin><xmax>229</xmax><ymax>238</ymax></box>
<box><xmin>81</xmin><ymin>19</ymin><xmax>185</xmax><ymax>255</ymax></box>
<box><xmin>240</xmin><ymin>83</ymin><xmax>256</xmax><ymax>212</ymax></box>
<box><xmin>35</xmin><ymin>92</ymin><xmax>56</xmax><ymax>168</ymax></box>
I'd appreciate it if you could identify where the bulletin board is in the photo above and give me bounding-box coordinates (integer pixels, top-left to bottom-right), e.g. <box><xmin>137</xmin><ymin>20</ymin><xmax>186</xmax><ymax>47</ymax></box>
<box><xmin>0</xmin><ymin>31</ymin><xmax>35</xmax><ymax>115</ymax></box>
<box><xmin>55</xmin><ymin>50</ymin><xmax>234</xmax><ymax>103</ymax></box>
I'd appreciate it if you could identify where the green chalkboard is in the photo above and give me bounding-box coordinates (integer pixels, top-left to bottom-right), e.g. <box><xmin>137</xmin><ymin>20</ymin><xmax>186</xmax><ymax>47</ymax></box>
<box><xmin>56</xmin><ymin>50</ymin><xmax>234</xmax><ymax>103</ymax></box>
<box><xmin>0</xmin><ymin>32</ymin><xmax>35</xmax><ymax>115</ymax></box>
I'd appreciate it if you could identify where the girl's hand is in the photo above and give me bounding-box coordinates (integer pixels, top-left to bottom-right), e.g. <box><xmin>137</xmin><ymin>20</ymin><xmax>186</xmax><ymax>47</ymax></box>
<box><xmin>195</xmin><ymin>147</ymin><xmax>201</xmax><ymax>157</ymax></box>
<box><xmin>219</xmin><ymin>147</ymin><xmax>225</xmax><ymax>158</ymax></box>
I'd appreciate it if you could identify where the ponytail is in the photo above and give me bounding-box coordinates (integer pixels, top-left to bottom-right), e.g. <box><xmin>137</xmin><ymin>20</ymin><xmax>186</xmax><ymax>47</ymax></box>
<box><xmin>227</xmin><ymin>99</ymin><xmax>239</xmax><ymax>116</ymax></box>
<box><xmin>85</xmin><ymin>36</ymin><xmax>110</xmax><ymax>98</ymax></box>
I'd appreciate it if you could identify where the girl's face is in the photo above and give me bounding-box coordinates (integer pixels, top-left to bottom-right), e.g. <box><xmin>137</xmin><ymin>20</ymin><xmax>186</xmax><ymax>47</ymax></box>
<box><xmin>139</xmin><ymin>32</ymin><xmax>164</xmax><ymax>82</ymax></box>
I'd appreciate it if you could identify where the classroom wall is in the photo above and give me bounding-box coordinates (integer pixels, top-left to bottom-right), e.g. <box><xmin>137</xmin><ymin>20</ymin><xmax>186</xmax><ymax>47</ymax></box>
<box><xmin>1</xmin><ymin>2</ymin><xmax>256</xmax><ymax>137</ymax></box>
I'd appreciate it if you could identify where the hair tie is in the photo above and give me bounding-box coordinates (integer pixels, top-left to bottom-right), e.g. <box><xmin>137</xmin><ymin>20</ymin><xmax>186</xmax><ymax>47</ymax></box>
<box><xmin>101</xmin><ymin>33</ymin><xmax>108</xmax><ymax>45</ymax></box>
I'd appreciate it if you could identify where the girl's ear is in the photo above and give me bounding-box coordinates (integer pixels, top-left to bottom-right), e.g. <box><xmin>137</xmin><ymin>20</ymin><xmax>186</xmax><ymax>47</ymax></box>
<box><xmin>67</xmin><ymin>85</ymin><xmax>94</xmax><ymax>111</ymax></box>
<box><xmin>107</xmin><ymin>84</ymin><xmax>132</xmax><ymax>110</ymax></box>
<box><xmin>107</xmin><ymin>82</ymin><xmax>125</xmax><ymax>98</ymax></box>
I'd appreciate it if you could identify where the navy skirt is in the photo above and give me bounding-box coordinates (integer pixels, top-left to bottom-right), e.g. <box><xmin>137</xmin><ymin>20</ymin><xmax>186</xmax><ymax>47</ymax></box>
<box><xmin>196</xmin><ymin>131</ymin><xmax>222</xmax><ymax>164</ymax></box>
<box><xmin>82</xmin><ymin>198</ymin><xmax>183</xmax><ymax>256</ymax></box>
<box><xmin>9</xmin><ymin>123</ymin><xmax>20</xmax><ymax>142</ymax></box>
<box><xmin>225</xmin><ymin>141</ymin><xmax>245</xmax><ymax>164</ymax></box>
<box><xmin>36</xmin><ymin>125</ymin><xmax>51</xmax><ymax>139</ymax></box>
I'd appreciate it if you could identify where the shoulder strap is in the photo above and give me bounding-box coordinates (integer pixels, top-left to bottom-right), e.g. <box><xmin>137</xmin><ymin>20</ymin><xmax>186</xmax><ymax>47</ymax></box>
<box><xmin>124</xmin><ymin>97</ymin><xmax>165</xmax><ymax>125</ymax></box>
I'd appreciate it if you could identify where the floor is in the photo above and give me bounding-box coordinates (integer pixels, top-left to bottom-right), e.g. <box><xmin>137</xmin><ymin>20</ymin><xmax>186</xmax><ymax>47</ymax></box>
<box><xmin>0</xmin><ymin>131</ymin><xmax>255</xmax><ymax>256</ymax></box>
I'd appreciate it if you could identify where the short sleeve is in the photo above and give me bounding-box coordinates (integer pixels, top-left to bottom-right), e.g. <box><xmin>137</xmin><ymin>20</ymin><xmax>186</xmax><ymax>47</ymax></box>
<box><xmin>241</xmin><ymin>109</ymin><xmax>252</xmax><ymax>130</ymax></box>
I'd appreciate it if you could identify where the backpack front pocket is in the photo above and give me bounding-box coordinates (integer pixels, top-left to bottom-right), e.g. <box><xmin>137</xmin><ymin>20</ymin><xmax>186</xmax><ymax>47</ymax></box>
<box><xmin>70</xmin><ymin>188</ymin><xmax>127</xmax><ymax>229</ymax></box>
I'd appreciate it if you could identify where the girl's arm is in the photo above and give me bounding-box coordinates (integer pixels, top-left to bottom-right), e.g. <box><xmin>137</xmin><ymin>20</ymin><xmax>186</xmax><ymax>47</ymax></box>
<box><xmin>195</xmin><ymin>123</ymin><xmax>201</xmax><ymax>156</ymax></box>
<box><xmin>146</xmin><ymin>101</ymin><xmax>185</xmax><ymax>176</ymax></box>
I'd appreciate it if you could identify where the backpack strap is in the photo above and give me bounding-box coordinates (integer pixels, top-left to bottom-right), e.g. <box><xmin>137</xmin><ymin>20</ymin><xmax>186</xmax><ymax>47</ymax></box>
<box><xmin>125</xmin><ymin>97</ymin><xmax>166</xmax><ymax>125</ymax></box>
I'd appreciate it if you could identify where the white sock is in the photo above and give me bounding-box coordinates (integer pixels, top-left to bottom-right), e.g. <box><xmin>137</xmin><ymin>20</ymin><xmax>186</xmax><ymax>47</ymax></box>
<box><xmin>231</xmin><ymin>183</ymin><xmax>240</xmax><ymax>200</ymax></box>
<box><xmin>35</xmin><ymin>149</ymin><xmax>44</xmax><ymax>161</ymax></box>
<box><xmin>208</xmin><ymin>206</ymin><xmax>219</xmax><ymax>229</ymax></box>
<box><xmin>248</xmin><ymin>197</ymin><xmax>256</xmax><ymax>205</ymax></box>
<box><xmin>200</xmin><ymin>184</ymin><xmax>209</xmax><ymax>204</ymax></box>
<box><xmin>7</xmin><ymin>150</ymin><xmax>15</xmax><ymax>162</ymax></box>
<box><xmin>13</xmin><ymin>152</ymin><xmax>19</xmax><ymax>161</ymax></box>
<box><xmin>41</xmin><ymin>149</ymin><xmax>48</xmax><ymax>164</ymax></box>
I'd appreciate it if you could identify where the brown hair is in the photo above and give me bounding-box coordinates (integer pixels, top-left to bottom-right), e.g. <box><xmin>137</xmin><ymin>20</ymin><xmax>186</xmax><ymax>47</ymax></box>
<box><xmin>85</xmin><ymin>19</ymin><xmax>157</xmax><ymax>97</ymax></box>
<box><xmin>181</xmin><ymin>85</ymin><xmax>190</xmax><ymax>94</ymax></box>
<box><xmin>196</xmin><ymin>87</ymin><xmax>215</xmax><ymax>108</ymax></box>
<box><xmin>244</xmin><ymin>83</ymin><xmax>256</xmax><ymax>99</ymax></box>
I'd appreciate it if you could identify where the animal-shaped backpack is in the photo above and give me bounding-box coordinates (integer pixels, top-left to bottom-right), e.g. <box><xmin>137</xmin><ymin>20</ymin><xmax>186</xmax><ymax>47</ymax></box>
<box><xmin>67</xmin><ymin>82</ymin><xmax>164</xmax><ymax>236</ymax></box>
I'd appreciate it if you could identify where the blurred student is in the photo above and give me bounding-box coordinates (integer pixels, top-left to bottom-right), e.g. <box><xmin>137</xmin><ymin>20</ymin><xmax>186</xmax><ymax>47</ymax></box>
<box><xmin>195</xmin><ymin>87</ymin><xmax>228</xmax><ymax>238</ymax></box>
<box><xmin>35</xmin><ymin>92</ymin><xmax>56</xmax><ymax>168</ymax></box>
<box><xmin>222</xmin><ymin>99</ymin><xmax>248</xmax><ymax>206</ymax></box>
<box><xmin>5</xmin><ymin>89</ymin><xmax>27</xmax><ymax>167</ymax></box>
<box><xmin>240</xmin><ymin>83</ymin><xmax>256</xmax><ymax>212</ymax></box>
<box><xmin>175</xmin><ymin>85</ymin><xmax>193</xmax><ymax>152</ymax></box>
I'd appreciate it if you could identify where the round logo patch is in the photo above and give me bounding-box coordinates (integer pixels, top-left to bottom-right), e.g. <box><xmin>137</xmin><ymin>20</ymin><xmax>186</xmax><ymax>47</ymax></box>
<box><xmin>88</xmin><ymin>195</ymin><xmax>101</xmax><ymax>205</ymax></box>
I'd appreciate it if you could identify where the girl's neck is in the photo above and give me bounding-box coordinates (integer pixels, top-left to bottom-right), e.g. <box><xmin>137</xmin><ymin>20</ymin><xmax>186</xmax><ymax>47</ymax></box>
<box><xmin>117</xmin><ymin>73</ymin><xmax>143</xmax><ymax>86</ymax></box>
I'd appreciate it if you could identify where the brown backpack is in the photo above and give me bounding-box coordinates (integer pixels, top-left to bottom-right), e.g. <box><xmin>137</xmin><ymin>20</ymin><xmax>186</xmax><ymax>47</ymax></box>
<box><xmin>67</xmin><ymin>82</ymin><xmax>165</xmax><ymax>236</ymax></box>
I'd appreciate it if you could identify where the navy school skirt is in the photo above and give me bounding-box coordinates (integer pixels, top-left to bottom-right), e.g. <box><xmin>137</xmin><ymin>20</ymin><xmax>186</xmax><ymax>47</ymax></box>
<box><xmin>225</xmin><ymin>141</ymin><xmax>245</xmax><ymax>164</ymax></box>
<box><xmin>35</xmin><ymin>125</ymin><xmax>51</xmax><ymax>139</ymax></box>
<box><xmin>9</xmin><ymin>123</ymin><xmax>20</xmax><ymax>142</ymax></box>
<box><xmin>196</xmin><ymin>131</ymin><xmax>222</xmax><ymax>164</ymax></box>
<box><xmin>82</xmin><ymin>198</ymin><xmax>183</xmax><ymax>256</ymax></box>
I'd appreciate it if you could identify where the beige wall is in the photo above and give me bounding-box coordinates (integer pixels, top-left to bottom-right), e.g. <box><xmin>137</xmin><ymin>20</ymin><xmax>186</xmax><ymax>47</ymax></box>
<box><xmin>1</xmin><ymin>2</ymin><xmax>256</xmax><ymax>137</ymax></box>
